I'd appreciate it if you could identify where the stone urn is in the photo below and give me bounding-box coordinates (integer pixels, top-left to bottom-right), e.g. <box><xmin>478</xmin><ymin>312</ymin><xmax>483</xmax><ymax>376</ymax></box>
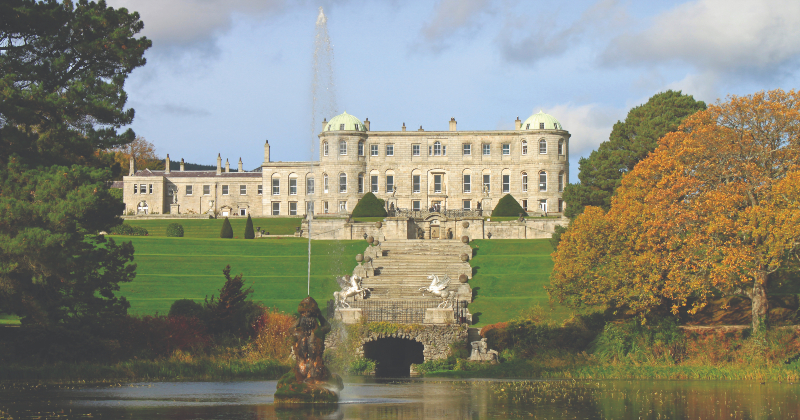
<box><xmin>375</xmin><ymin>221</ymin><xmax>382</xmax><ymax>229</ymax></box>
<box><xmin>460</xmin><ymin>253</ymin><xmax>469</xmax><ymax>262</ymax></box>
<box><xmin>462</xmin><ymin>221</ymin><xmax>469</xmax><ymax>228</ymax></box>
<box><xmin>459</xmin><ymin>274</ymin><xmax>469</xmax><ymax>283</ymax></box>
<box><xmin>367</xmin><ymin>235</ymin><xmax>374</xmax><ymax>244</ymax></box>
<box><xmin>355</xmin><ymin>254</ymin><xmax>363</xmax><ymax>263</ymax></box>
<box><xmin>461</xmin><ymin>235</ymin><xmax>470</xmax><ymax>244</ymax></box>
<box><xmin>364</xmin><ymin>256</ymin><xmax>372</xmax><ymax>263</ymax></box>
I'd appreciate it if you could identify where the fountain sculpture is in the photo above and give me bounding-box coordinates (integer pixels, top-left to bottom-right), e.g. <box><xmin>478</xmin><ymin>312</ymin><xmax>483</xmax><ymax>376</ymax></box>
<box><xmin>274</xmin><ymin>296</ymin><xmax>343</xmax><ymax>406</ymax></box>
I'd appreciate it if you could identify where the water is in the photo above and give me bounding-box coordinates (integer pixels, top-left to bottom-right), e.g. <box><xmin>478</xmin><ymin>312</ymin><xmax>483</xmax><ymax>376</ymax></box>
<box><xmin>2</xmin><ymin>378</ymin><xmax>799</xmax><ymax>419</ymax></box>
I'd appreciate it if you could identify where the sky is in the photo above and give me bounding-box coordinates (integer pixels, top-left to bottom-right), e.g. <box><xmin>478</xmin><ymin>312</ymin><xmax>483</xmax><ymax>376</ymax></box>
<box><xmin>106</xmin><ymin>0</ymin><xmax>800</xmax><ymax>183</ymax></box>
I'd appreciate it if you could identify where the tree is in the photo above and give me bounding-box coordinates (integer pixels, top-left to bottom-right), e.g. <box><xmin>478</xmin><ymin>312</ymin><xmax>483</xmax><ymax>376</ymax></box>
<box><xmin>351</xmin><ymin>192</ymin><xmax>387</xmax><ymax>217</ymax></box>
<box><xmin>562</xmin><ymin>91</ymin><xmax>706</xmax><ymax>219</ymax></box>
<box><xmin>108</xmin><ymin>136</ymin><xmax>162</xmax><ymax>176</ymax></box>
<box><xmin>0</xmin><ymin>0</ymin><xmax>150</xmax><ymax>331</ymax></box>
<box><xmin>220</xmin><ymin>217</ymin><xmax>233</xmax><ymax>238</ymax></box>
<box><xmin>550</xmin><ymin>89</ymin><xmax>800</xmax><ymax>331</ymax></box>
<box><xmin>205</xmin><ymin>265</ymin><xmax>255</xmax><ymax>336</ymax></box>
<box><xmin>244</xmin><ymin>214</ymin><xmax>255</xmax><ymax>239</ymax></box>
<box><xmin>491</xmin><ymin>194</ymin><xmax>527</xmax><ymax>217</ymax></box>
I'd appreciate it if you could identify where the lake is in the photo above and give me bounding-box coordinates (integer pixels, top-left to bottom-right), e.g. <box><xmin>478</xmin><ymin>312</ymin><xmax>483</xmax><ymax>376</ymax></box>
<box><xmin>1</xmin><ymin>377</ymin><xmax>798</xmax><ymax>419</ymax></box>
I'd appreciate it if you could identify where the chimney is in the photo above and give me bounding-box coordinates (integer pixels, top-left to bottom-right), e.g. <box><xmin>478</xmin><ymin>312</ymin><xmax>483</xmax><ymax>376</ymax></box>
<box><xmin>165</xmin><ymin>154</ymin><xmax>170</xmax><ymax>174</ymax></box>
<box><xmin>515</xmin><ymin>116</ymin><xmax>522</xmax><ymax>130</ymax></box>
<box><xmin>129</xmin><ymin>155</ymin><xmax>135</xmax><ymax>176</ymax></box>
<box><xmin>264</xmin><ymin>139</ymin><xmax>271</xmax><ymax>163</ymax></box>
<box><xmin>180</xmin><ymin>158</ymin><xmax>185</xmax><ymax>171</ymax></box>
<box><xmin>418</xmin><ymin>125</ymin><xmax>424</xmax><ymax>132</ymax></box>
<box><xmin>216</xmin><ymin>154</ymin><xmax>222</xmax><ymax>175</ymax></box>
<box><xmin>364</xmin><ymin>118</ymin><xmax>370</xmax><ymax>131</ymax></box>
<box><xmin>402</xmin><ymin>122</ymin><xmax>406</xmax><ymax>132</ymax></box>
<box><xmin>321</xmin><ymin>118</ymin><xmax>328</xmax><ymax>132</ymax></box>
<box><xmin>238</xmin><ymin>157</ymin><xmax>243</xmax><ymax>172</ymax></box>
<box><xmin>449</xmin><ymin>117</ymin><xmax>457</xmax><ymax>131</ymax></box>
<box><xmin>225</xmin><ymin>158</ymin><xmax>230</xmax><ymax>173</ymax></box>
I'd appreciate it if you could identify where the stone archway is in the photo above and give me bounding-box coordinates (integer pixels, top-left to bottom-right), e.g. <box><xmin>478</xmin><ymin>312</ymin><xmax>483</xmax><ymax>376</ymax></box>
<box><xmin>363</xmin><ymin>337</ymin><xmax>424</xmax><ymax>377</ymax></box>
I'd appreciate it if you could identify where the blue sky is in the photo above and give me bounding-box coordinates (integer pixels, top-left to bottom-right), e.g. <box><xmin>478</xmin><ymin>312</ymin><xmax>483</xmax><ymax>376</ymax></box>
<box><xmin>107</xmin><ymin>0</ymin><xmax>800</xmax><ymax>182</ymax></box>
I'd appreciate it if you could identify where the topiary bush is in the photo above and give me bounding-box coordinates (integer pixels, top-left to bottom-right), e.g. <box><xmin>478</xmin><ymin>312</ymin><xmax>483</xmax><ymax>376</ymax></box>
<box><xmin>351</xmin><ymin>192</ymin><xmax>387</xmax><ymax>217</ymax></box>
<box><xmin>491</xmin><ymin>194</ymin><xmax>527</xmax><ymax>217</ymax></box>
<box><xmin>166</xmin><ymin>222</ymin><xmax>184</xmax><ymax>237</ymax></box>
<box><xmin>244</xmin><ymin>214</ymin><xmax>255</xmax><ymax>239</ymax></box>
<box><xmin>109</xmin><ymin>223</ymin><xmax>149</xmax><ymax>236</ymax></box>
<box><xmin>220</xmin><ymin>217</ymin><xmax>233</xmax><ymax>238</ymax></box>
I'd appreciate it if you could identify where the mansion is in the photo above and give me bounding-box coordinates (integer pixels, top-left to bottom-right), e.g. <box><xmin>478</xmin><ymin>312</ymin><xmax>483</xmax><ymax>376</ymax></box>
<box><xmin>122</xmin><ymin>111</ymin><xmax>570</xmax><ymax>218</ymax></box>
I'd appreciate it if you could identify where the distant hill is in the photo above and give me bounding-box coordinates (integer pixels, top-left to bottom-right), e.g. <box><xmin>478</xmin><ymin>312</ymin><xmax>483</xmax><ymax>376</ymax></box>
<box><xmin>168</xmin><ymin>160</ymin><xmax>216</xmax><ymax>171</ymax></box>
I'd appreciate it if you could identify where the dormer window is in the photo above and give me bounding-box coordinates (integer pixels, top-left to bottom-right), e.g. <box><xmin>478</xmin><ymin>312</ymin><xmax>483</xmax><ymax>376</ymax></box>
<box><xmin>526</xmin><ymin>123</ymin><xmax>530</xmax><ymax>129</ymax></box>
<box><xmin>539</xmin><ymin>122</ymin><xmax>545</xmax><ymax>129</ymax></box>
<box><xmin>340</xmin><ymin>124</ymin><xmax>345</xmax><ymax>130</ymax></box>
<box><xmin>327</xmin><ymin>125</ymin><xmax>331</xmax><ymax>130</ymax></box>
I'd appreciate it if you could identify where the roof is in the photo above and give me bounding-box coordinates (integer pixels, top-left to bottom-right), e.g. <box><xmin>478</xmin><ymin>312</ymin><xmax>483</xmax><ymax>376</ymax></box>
<box><xmin>521</xmin><ymin>111</ymin><xmax>563</xmax><ymax>131</ymax></box>
<box><xmin>325</xmin><ymin>111</ymin><xmax>366</xmax><ymax>132</ymax></box>
<box><xmin>131</xmin><ymin>169</ymin><xmax>261</xmax><ymax>178</ymax></box>
<box><xmin>109</xmin><ymin>181</ymin><xmax>124</xmax><ymax>188</ymax></box>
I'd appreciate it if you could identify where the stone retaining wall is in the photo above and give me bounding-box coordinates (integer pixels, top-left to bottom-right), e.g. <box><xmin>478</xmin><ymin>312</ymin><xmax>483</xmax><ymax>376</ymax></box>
<box><xmin>326</xmin><ymin>323</ymin><xmax>469</xmax><ymax>362</ymax></box>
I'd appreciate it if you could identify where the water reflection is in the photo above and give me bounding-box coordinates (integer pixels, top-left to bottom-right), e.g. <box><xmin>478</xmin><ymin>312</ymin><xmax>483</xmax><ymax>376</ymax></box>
<box><xmin>1</xmin><ymin>378</ymin><xmax>799</xmax><ymax>419</ymax></box>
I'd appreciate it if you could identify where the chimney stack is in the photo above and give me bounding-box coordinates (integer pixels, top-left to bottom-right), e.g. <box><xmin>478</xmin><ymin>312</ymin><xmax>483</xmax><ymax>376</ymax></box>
<box><xmin>264</xmin><ymin>139</ymin><xmax>270</xmax><ymax>163</ymax></box>
<box><xmin>225</xmin><ymin>158</ymin><xmax>230</xmax><ymax>173</ymax></box>
<box><xmin>321</xmin><ymin>118</ymin><xmax>328</xmax><ymax>132</ymax></box>
<box><xmin>418</xmin><ymin>125</ymin><xmax>424</xmax><ymax>132</ymax></box>
<box><xmin>129</xmin><ymin>155</ymin><xmax>135</xmax><ymax>176</ymax></box>
<box><xmin>401</xmin><ymin>122</ymin><xmax>406</xmax><ymax>132</ymax></box>
<box><xmin>238</xmin><ymin>157</ymin><xmax>243</xmax><ymax>172</ymax></box>
<box><xmin>515</xmin><ymin>116</ymin><xmax>522</xmax><ymax>130</ymax></box>
<box><xmin>180</xmin><ymin>158</ymin><xmax>185</xmax><ymax>172</ymax></box>
<box><xmin>165</xmin><ymin>154</ymin><xmax>170</xmax><ymax>174</ymax></box>
<box><xmin>364</xmin><ymin>118</ymin><xmax>370</xmax><ymax>131</ymax></box>
<box><xmin>449</xmin><ymin>117</ymin><xmax>457</xmax><ymax>131</ymax></box>
<box><xmin>216</xmin><ymin>154</ymin><xmax>222</xmax><ymax>175</ymax></box>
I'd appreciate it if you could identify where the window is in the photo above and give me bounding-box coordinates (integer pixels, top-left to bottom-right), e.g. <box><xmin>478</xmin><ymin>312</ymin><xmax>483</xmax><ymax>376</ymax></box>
<box><xmin>433</xmin><ymin>141</ymin><xmax>442</xmax><ymax>156</ymax></box>
<box><xmin>339</xmin><ymin>123</ymin><xmax>345</xmax><ymax>130</ymax></box>
<box><xmin>203</xmin><ymin>185</ymin><xmax>210</xmax><ymax>195</ymax></box>
<box><xmin>412</xmin><ymin>175</ymin><xmax>420</xmax><ymax>193</ymax></box>
<box><xmin>323</xmin><ymin>201</ymin><xmax>329</xmax><ymax>213</ymax></box>
<box><xmin>539</xmin><ymin>199</ymin><xmax>547</xmax><ymax>212</ymax></box>
<box><xmin>539</xmin><ymin>138</ymin><xmax>547</xmax><ymax>154</ymax></box>
<box><xmin>539</xmin><ymin>122</ymin><xmax>545</xmax><ymax>129</ymax></box>
<box><xmin>185</xmin><ymin>185</ymin><xmax>192</xmax><ymax>195</ymax></box>
<box><xmin>323</xmin><ymin>174</ymin><xmax>328</xmax><ymax>193</ymax></box>
<box><xmin>140</xmin><ymin>184</ymin><xmax>146</xmax><ymax>194</ymax></box>
<box><xmin>526</xmin><ymin>123</ymin><xmax>530</xmax><ymax>129</ymax></box>
<box><xmin>370</xmin><ymin>144</ymin><xmax>378</xmax><ymax>156</ymax></box>
<box><xmin>339</xmin><ymin>140</ymin><xmax>347</xmax><ymax>155</ymax></box>
<box><xmin>483</xmin><ymin>174</ymin><xmax>490</xmax><ymax>193</ymax></box>
<box><xmin>290</xmin><ymin>178</ymin><xmax>297</xmax><ymax>195</ymax></box>
<box><xmin>358</xmin><ymin>141</ymin><xmax>364</xmax><ymax>156</ymax></box>
<box><xmin>463</xmin><ymin>143</ymin><xmax>471</xmax><ymax>155</ymax></box>
<box><xmin>272</xmin><ymin>178</ymin><xmax>280</xmax><ymax>195</ymax></box>
<box><xmin>522</xmin><ymin>140</ymin><xmax>528</xmax><ymax>155</ymax></box>
<box><xmin>559</xmin><ymin>172</ymin><xmax>564</xmax><ymax>192</ymax></box>
<box><xmin>463</xmin><ymin>200</ymin><xmax>471</xmax><ymax>211</ymax></box>
<box><xmin>463</xmin><ymin>174</ymin><xmax>471</xmax><ymax>193</ymax></box>
<box><xmin>502</xmin><ymin>144</ymin><xmax>510</xmax><ymax>155</ymax></box>
<box><xmin>386</xmin><ymin>144</ymin><xmax>394</xmax><ymax>156</ymax></box>
<box><xmin>222</xmin><ymin>185</ymin><xmax>229</xmax><ymax>195</ymax></box>
<box><xmin>522</xmin><ymin>172</ymin><xmax>528</xmax><ymax>192</ymax></box>
<box><xmin>386</xmin><ymin>175</ymin><xmax>394</xmax><ymax>193</ymax></box>
<box><xmin>433</xmin><ymin>174</ymin><xmax>442</xmax><ymax>193</ymax></box>
<box><xmin>502</xmin><ymin>174</ymin><xmax>510</xmax><ymax>193</ymax></box>
<box><xmin>522</xmin><ymin>199</ymin><xmax>528</xmax><ymax>211</ymax></box>
<box><xmin>412</xmin><ymin>200</ymin><xmax>421</xmax><ymax>211</ymax></box>
<box><xmin>412</xmin><ymin>144</ymin><xmax>420</xmax><ymax>156</ymax></box>
<box><xmin>358</xmin><ymin>174</ymin><xmax>364</xmax><ymax>193</ymax></box>
<box><xmin>338</xmin><ymin>200</ymin><xmax>347</xmax><ymax>212</ymax></box>
<box><xmin>483</xmin><ymin>144</ymin><xmax>490</xmax><ymax>155</ymax></box>
<box><xmin>307</xmin><ymin>201</ymin><xmax>314</xmax><ymax>214</ymax></box>
<box><xmin>289</xmin><ymin>202</ymin><xmax>297</xmax><ymax>215</ymax></box>
<box><xmin>371</xmin><ymin>175</ymin><xmax>378</xmax><ymax>193</ymax></box>
<box><xmin>272</xmin><ymin>202</ymin><xmax>280</xmax><ymax>215</ymax></box>
<box><xmin>148</xmin><ymin>184</ymin><xmax>153</xmax><ymax>194</ymax></box>
<box><xmin>239</xmin><ymin>208</ymin><xmax>247</xmax><ymax>216</ymax></box>
<box><xmin>258</xmin><ymin>185</ymin><xmax>263</xmax><ymax>195</ymax></box>
<box><xmin>307</xmin><ymin>177</ymin><xmax>315</xmax><ymax>194</ymax></box>
<box><xmin>339</xmin><ymin>173</ymin><xmax>347</xmax><ymax>193</ymax></box>
<box><xmin>539</xmin><ymin>171</ymin><xmax>547</xmax><ymax>192</ymax></box>
<box><xmin>558</xmin><ymin>139</ymin><xmax>564</xmax><ymax>155</ymax></box>
<box><xmin>323</xmin><ymin>142</ymin><xmax>328</xmax><ymax>156</ymax></box>
<box><xmin>558</xmin><ymin>199</ymin><xmax>564</xmax><ymax>212</ymax></box>
<box><xmin>240</xmin><ymin>185</ymin><xmax>247</xmax><ymax>195</ymax></box>
<box><xmin>133</xmin><ymin>184</ymin><xmax>138</xmax><ymax>194</ymax></box>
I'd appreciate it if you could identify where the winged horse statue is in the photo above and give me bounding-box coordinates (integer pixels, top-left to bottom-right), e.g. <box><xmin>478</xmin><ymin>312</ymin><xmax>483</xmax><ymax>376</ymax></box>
<box><xmin>420</xmin><ymin>274</ymin><xmax>456</xmax><ymax>308</ymax></box>
<box><xmin>333</xmin><ymin>275</ymin><xmax>367</xmax><ymax>308</ymax></box>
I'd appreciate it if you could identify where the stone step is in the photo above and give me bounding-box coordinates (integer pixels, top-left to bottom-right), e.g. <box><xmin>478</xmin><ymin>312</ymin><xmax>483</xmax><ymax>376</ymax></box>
<box><xmin>468</xmin><ymin>327</ymin><xmax>481</xmax><ymax>343</ymax></box>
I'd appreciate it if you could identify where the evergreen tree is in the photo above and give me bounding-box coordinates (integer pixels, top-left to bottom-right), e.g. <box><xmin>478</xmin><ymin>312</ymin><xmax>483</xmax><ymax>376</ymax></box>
<box><xmin>0</xmin><ymin>0</ymin><xmax>150</xmax><ymax>331</ymax></box>
<box><xmin>351</xmin><ymin>192</ymin><xmax>388</xmax><ymax>217</ymax></box>
<box><xmin>205</xmin><ymin>265</ymin><xmax>254</xmax><ymax>336</ymax></box>
<box><xmin>220</xmin><ymin>217</ymin><xmax>233</xmax><ymax>238</ymax></box>
<box><xmin>491</xmin><ymin>194</ymin><xmax>527</xmax><ymax>217</ymax></box>
<box><xmin>244</xmin><ymin>214</ymin><xmax>255</xmax><ymax>239</ymax></box>
<box><xmin>562</xmin><ymin>91</ymin><xmax>706</xmax><ymax>219</ymax></box>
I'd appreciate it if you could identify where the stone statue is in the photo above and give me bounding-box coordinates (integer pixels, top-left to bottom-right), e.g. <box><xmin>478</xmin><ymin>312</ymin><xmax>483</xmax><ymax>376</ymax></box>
<box><xmin>274</xmin><ymin>296</ymin><xmax>343</xmax><ymax>405</ymax></box>
<box><xmin>420</xmin><ymin>274</ymin><xmax>456</xmax><ymax>308</ymax></box>
<box><xmin>469</xmin><ymin>338</ymin><xmax>499</xmax><ymax>363</ymax></box>
<box><xmin>333</xmin><ymin>275</ymin><xmax>366</xmax><ymax>308</ymax></box>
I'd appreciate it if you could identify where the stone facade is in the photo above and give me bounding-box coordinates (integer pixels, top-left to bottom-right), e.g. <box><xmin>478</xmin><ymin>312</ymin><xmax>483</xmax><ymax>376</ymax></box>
<box><xmin>122</xmin><ymin>111</ymin><xmax>570</xmax><ymax>218</ymax></box>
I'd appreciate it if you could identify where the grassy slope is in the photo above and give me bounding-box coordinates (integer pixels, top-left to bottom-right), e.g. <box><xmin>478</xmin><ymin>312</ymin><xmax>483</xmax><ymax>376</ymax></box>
<box><xmin>468</xmin><ymin>239</ymin><xmax>570</xmax><ymax>326</ymax></box>
<box><xmin>123</xmin><ymin>218</ymin><xmax>302</xmax><ymax>237</ymax></box>
<box><xmin>118</xmin><ymin>237</ymin><xmax>362</xmax><ymax>315</ymax></box>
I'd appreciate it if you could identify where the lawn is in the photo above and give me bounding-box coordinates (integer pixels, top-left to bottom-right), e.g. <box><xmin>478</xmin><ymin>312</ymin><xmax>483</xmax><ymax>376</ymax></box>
<box><xmin>122</xmin><ymin>218</ymin><xmax>302</xmax><ymax>238</ymax></box>
<box><xmin>468</xmin><ymin>239</ymin><xmax>570</xmax><ymax>326</ymax></box>
<box><xmin>117</xmin><ymin>236</ymin><xmax>362</xmax><ymax>315</ymax></box>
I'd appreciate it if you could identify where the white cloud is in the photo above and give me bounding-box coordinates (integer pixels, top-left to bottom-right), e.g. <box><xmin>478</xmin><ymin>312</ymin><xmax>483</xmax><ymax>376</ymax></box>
<box><xmin>602</xmin><ymin>0</ymin><xmax>800</xmax><ymax>78</ymax></box>
<box><xmin>537</xmin><ymin>103</ymin><xmax>624</xmax><ymax>157</ymax></box>
<box><xmin>416</xmin><ymin>0</ymin><xmax>495</xmax><ymax>52</ymax></box>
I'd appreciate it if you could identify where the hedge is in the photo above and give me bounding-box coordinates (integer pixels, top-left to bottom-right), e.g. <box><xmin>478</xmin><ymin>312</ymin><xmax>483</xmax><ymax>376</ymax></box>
<box><xmin>109</xmin><ymin>223</ymin><xmax>149</xmax><ymax>236</ymax></box>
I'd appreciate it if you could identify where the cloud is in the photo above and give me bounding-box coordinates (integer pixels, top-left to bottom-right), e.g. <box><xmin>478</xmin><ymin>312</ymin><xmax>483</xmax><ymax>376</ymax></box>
<box><xmin>537</xmin><ymin>103</ymin><xmax>625</xmax><ymax>157</ymax></box>
<box><xmin>416</xmin><ymin>0</ymin><xmax>495</xmax><ymax>52</ymax></box>
<box><xmin>602</xmin><ymin>0</ymin><xmax>800</xmax><ymax>78</ymax></box>
<box><xmin>156</xmin><ymin>103</ymin><xmax>212</xmax><ymax>117</ymax></box>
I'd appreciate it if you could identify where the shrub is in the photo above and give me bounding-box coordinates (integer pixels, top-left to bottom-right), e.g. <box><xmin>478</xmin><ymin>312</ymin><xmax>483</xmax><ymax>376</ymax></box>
<box><xmin>168</xmin><ymin>299</ymin><xmax>205</xmax><ymax>319</ymax></box>
<box><xmin>166</xmin><ymin>222</ymin><xmax>184</xmax><ymax>237</ymax></box>
<box><xmin>244</xmin><ymin>308</ymin><xmax>296</xmax><ymax>361</ymax></box>
<box><xmin>220</xmin><ymin>217</ymin><xmax>233</xmax><ymax>238</ymax></box>
<box><xmin>491</xmin><ymin>194</ymin><xmax>527</xmax><ymax>217</ymax></box>
<box><xmin>244</xmin><ymin>214</ymin><xmax>255</xmax><ymax>239</ymax></box>
<box><xmin>550</xmin><ymin>224</ymin><xmax>567</xmax><ymax>250</ymax></box>
<box><xmin>351</xmin><ymin>192</ymin><xmax>387</xmax><ymax>217</ymax></box>
<box><xmin>591</xmin><ymin>317</ymin><xmax>685</xmax><ymax>364</ymax></box>
<box><xmin>109</xmin><ymin>223</ymin><xmax>149</xmax><ymax>236</ymax></box>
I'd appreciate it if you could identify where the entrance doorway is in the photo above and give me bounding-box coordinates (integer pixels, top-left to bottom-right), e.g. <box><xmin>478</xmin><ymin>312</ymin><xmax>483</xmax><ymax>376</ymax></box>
<box><xmin>363</xmin><ymin>337</ymin><xmax>424</xmax><ymax>377</ymax></box>
<box><xmin>431</xmin><ymin>226</ymin><xmax>440</xmax><ymax>239</ymax></box>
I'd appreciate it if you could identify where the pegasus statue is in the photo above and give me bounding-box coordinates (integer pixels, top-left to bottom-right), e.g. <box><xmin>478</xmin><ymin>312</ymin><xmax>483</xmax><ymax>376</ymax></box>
<box><xmin>333</xmin><ymin>275</ymin><xmax>367</xmax><ymax>308</ymax></box>
<box><xmin>420</xmin><ymin>274</ymin><xmax>456</xmax><ymax>308</ymax></box>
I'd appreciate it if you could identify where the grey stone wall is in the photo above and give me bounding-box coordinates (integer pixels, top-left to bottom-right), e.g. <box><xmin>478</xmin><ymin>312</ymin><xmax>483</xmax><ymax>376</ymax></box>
<box><xmin>326</xmin><ymin>324</ymin><xmax>469</xmax><ymax>362</ymax></box>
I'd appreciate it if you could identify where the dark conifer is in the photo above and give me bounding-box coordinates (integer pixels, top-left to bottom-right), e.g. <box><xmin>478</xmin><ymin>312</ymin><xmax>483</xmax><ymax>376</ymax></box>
<box><xmin>220</xmin><ymin>217</ymin><xmax>233</xmax><ymax>238</ymax></box>
<box><xmin>244</xmin><ymin>214</ymin><xmax>255</xmax><ymax>239</ymax></box>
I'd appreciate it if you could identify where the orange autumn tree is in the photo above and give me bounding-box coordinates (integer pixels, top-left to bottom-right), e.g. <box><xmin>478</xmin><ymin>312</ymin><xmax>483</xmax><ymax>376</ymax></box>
<box><xmin>550</xmin><ymin>89</ymin><xmax>800</xmax><ymax>330</ymax></box>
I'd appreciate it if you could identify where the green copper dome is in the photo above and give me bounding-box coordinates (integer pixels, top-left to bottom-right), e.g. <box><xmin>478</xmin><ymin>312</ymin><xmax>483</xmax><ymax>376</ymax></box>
<box><xmin>325</xmin><ymin>111</ymin><xmax>366</xmax><ymax>132</ymax></box>
<box><xmin>521</xmin><ymin>111</ymin><xmax>563</xmax><ymax>131</ymax></box>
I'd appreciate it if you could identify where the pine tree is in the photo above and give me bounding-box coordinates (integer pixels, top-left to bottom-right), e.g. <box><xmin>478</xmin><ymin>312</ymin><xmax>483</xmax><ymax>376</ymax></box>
<box><xmin>220</xmin><ymin>217</ymin><xmax>233</xmax><ymax>238</ymax></box>
<box><xmin>244</xmin><ymin>214</ymin><xmax>255</xmax><ymax>239</ymax></box>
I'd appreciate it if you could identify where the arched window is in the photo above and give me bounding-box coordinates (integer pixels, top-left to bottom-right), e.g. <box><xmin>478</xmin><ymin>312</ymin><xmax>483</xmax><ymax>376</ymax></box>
<box><xmin>339</xmin><ymin>173</ymin><xmax>347</xmax><ymax>193</ymax></box>
<box><xmin>358</xmin><ymin>141</ymin><xmax>364</xmax><ymax>156</ymax></box>
<box><xmin>521</xmin><ymin>172</ymin><xmax>528</xmax><ymax>192</ymax></box>
<box><xmin>521</xmin><ymin>140</ymin><xmax>528</xmax><ymax>155</ymax></box>
<box><xmin>323</xmin><ymin>141</ymin><xmax>329</xmax><ymax>156</ymax></box>
<box><xmin>539</xmin><ymin>138</ymin><xmax>547</xmax><ymax>154</ymax></box>
<box><xmin>558</xmin><ymin>139</ymin><xmax>564</xmax><ymax>155</ymax></box>
<box><xmin>433</xmin><ymin>141</ymin><xmax>442</xmax><ymax>156</ymax></box>
<box><xmin>339</xmin><ymin>140</ymin><xmax>347</xmax><ymax>155</ymax></box>
<box><xmin>539</xmin><ymin>171</ymin><xmax>547</xmax><ymax>192</ymax></box>
<box><xmin>323</xmin><ymin>173</ymin><xmax>329</xmax><ymax>193</ymax></box>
